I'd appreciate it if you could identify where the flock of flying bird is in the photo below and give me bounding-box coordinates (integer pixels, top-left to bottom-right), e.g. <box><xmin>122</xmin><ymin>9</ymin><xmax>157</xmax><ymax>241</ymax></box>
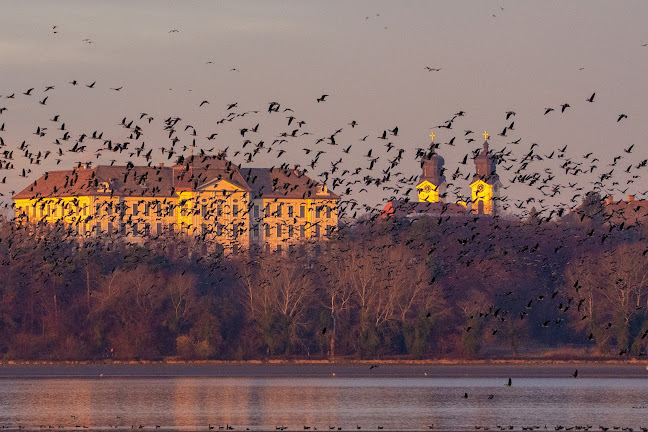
<box><xmin>0</xmin><ymin>72</ymin><xmax>642</xmax><ymax>226</ymax></box>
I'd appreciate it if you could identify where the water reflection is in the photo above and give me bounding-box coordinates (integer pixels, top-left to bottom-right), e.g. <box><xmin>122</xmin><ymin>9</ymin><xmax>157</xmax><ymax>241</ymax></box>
<box><xmin>0</xmin><ymin>377</ymin><xmax>646</xmax><ymax>430</ymax></box>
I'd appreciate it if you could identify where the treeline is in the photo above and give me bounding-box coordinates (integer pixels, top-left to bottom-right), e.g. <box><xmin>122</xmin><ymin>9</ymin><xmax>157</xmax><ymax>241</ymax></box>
<box><xmin>1</xmin><ymin>202</ymin><xmax>648</xmax><ymax>360</ymax></box>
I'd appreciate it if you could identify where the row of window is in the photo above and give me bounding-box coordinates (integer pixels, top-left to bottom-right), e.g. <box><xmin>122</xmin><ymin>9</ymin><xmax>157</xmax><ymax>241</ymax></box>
<box><xmin>17</xmin><ymin>201</ymin><xmax>336</xmax><ymax>221</ymax></box>
<box><xmin>66</xmin><ymin>221</ymin><xmax>334</xmax><ymax>240</ymax></box>
<box><xmin>252</xmin><ymin>203</ymin><xmax>334</xmax><ymax>219</ymax></box>
<box><xmin>75</xmin><ymin>221</ymin><xmax>245</xmax><ymax>238</ymax></box>
<box><xmin>251</xmin><ymin>223</ymin><xmax>334</xmax><ymax>238</ymax></box>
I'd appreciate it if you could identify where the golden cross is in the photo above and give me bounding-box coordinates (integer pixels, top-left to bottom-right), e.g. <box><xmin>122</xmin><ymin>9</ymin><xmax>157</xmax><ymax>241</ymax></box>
<box><xmin>483</xmin><ymin>131</ymin><xmax>489</xmax><ymax>140</ymax></box>
<box><xmin>429</xmin><ymin>131</ymin><xmax>435</xmax><ymax>142</ymax></box>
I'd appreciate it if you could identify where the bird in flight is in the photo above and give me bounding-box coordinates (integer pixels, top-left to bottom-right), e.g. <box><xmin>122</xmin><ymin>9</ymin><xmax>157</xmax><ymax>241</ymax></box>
<box><xmin>425</xmin><ymin>66</ymin><xmax>441</xmax><ymax>72</ymax></box>
<box><xmin>200</xmin><ymin>100</ymin><xmax>209</xmax><ymax>107</ymax></box>
<box><xmin>317</xmin><ymin>94</ymin><xmax>329</xmax><ymax>103</ymax></box>
<box><xmin>586</xmin><ymin>92</ymin><xmax>596</xmax><ymax>102</ymax></box>
<box><xmin>617</xmin><ymin>114</ymin><xmax>628</xmax><ymax>122</ymax></box>
<box><xmin>560</xmin><ymin>103</ymin><xmax>570</xmax><ymax>113</ymax></box>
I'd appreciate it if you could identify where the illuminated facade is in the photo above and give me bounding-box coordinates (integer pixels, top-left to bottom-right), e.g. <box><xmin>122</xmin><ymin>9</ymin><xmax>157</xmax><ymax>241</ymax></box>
<box><xmin>469</xmin><ymin>140</ymin><xmax>501</xmax><ymax>216</ymax></box>
<box><xmin>12</xmin><ymin>155</ymin><xmax>339</xmax><ymax>253</ymax></box>
<box><xmin>383</xmin><ymin>135</ymin><xmax>501</xmax><ymax>219</ymax></box>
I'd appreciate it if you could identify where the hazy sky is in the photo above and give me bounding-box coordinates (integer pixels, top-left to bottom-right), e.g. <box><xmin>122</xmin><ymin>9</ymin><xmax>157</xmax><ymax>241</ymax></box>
<box><xmin>1</xmin><ymin>1</ymin><xmax>648</xmax><ymax>216</ymax></box>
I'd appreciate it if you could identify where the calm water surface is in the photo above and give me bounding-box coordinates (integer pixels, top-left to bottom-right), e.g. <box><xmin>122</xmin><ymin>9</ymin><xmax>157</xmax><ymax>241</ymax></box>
<box><xmin>0</xmin><ymin>365</ymin><xmax>647</xmax><ymax>431</ymax></box>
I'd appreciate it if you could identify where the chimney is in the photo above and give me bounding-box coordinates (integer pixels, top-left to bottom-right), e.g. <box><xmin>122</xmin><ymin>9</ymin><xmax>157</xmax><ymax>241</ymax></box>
<box><xmin>159</xmin><ymin>163</ymin><xmax>164</xmax><ymax>167</ymax></box>
<box><xmin>605</xmin><ymin>196</ymin><xmax>614</xmax><ymax>205</ymax></box>
<box><xmin>628</xmin><ymin>195</ymin><xmax>635</xmax><ymax>202</ymax></box>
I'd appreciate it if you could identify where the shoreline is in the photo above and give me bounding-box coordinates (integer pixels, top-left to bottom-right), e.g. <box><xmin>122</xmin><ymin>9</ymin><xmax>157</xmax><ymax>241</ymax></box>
<box><xmin>0</xmin><ymin>359</ymin><xmax>646</xmax><ymax>378</ymax></box>
<box><xmin>1</xmin><ymin>358</ymin><xmax>647</xmax><ymax>365</ymax></box>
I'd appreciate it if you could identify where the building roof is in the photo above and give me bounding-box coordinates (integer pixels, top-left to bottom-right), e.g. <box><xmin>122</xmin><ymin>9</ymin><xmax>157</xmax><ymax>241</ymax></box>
<box><xmin>473</xmin><ymin>141</ymin><xmax>500</xmax><ymax>185</ymax></box>
<box><xmin>240</xmin><ymin>167</ymin><xmax>340</xmax><ymax>200</ymax></box>
<box><xmin>14</xmin><ymin>157</ymin><xmax>338</xmax><ymax>201</ymax></box>
<box><xmin>172</xmin><ymin>155</ymin><xmax>251</xmax><ymax>192</ymax></box>
<box><xmin>563</xmin><ymin>194</ymin><xmax>648</xmax><ymax>226</ymax></box>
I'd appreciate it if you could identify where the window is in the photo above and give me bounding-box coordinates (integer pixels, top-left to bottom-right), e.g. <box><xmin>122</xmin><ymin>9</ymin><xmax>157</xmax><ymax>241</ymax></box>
<box><xmin>143</xmin><ymin>224</ymin><xmax>150</xmax><ymax>236</ymax></box>
<box><xmin>144</xmin><ymin>203</ymin><xmax>150</xmax><ymax>216</ymax></box>
<box><xmin>107</xmin><ymin>222</ymin><xmax>113</xmax><ymax>234</ymax></box>
<box><xmin>233</xmin><ymin>204</ymin><xmax>239</xmax><ymax>217</ymax></box>
<box><xmin>132</xmin><ymin>203</ymin><xmax>139</xmax><ymax>216</ymax></box>
<box><xmin>265</xmin><ymin>223</ymin><xmax>271</xmax><ymax>237</ymax></box>
<box><xmin>107</xmin><ymin>204</ymin><xmax>113</xmax><ymax>216</ymax></box>
<box><xmin>232</xmin><ymin>223</ymin><xmax>239</xmax><ymax>238</ymax></box>
<box><xmin>315</xmin><ymin>206</ymin><xmax>321</xmax><ymax>218</ymax></box>
<box><xmin>217</xmin><ymin>205</ymin><xmax>223</xmax><ymax>217</ymax></box>
<box><xmin>300</xmin><ymin>225</ymin><xmax>305</xmax><ymax>238</ymax></box>
<box><xmin>276</xmin><ymin>204</ymin><xmax>283</xmax><ymax>217</ymax></box>
<box><xmin>314</xmin><ymin>224</ymin><xmax>320</xmax><ymax>237</ymax></box>
<box><xmin>276</xmin><ymin>244</ymin><xmax>282</xmax><ymax>254</ymax></box>
<box><xmin>156</xmin><ymin>203</ymin><xmax>162</xmax><ymax>217</ymax></box>
<box><xmin>300</xmin><ymin>205</ymin><xmax>306</xmax><ymax>218</ymax></box>
<box><xmin>276</xmin><ymin>223</ymin><xmax>282</xmax><ymax>237</ymax></box>
<box><xmin>156</xmin><ymin>222</ymin><xmax>163</xmax><ymax>234</ymax></box>
<box><xmin>289</xmin><ymin>225</ymin><xmax>294</xmax><ymax>238</ymax></box>
<box><xmin>326</xmin><ymin>206</ymin><xmax>332</xmax><ymax>218</ymax></box>
<box><xmin>132</xmin><ymin>223</ymin><xmax>139</xmax><ymax>236</ymax></box>
<box><xmin>326</xmin><ymin>225</ymin><xmax>334</xmax><ymax>236</ymax></box>
<box><xmin>478</xmin><ymin>200</ymin><xmax>484</xmax><ymax>215</ymax></box>
<box><xmin>264</xmin><ymin>204</ymin><xmax>270</xmax><ymax>217</ymax></box>
<box><xmin>83</xmin><ymin>205</ymin><xmax>88</xmax><ymax>216</ymax></box>
<box><xmin>216</xmin><ymin>224</ymin><xmax>223</xmax><ymax>236</ymax></box>
<box><xmin>253</xmin><ymin>205</ymin><xmax>259</xmax><ymax>218</ymax></box>
<box><xmin>252</xmin><ymin>225</ymin><xmax>259</xmax><ymax>237</ymax></box>
<box><xmin>288</xmin><ymin>206</ymin><xmax>294</xmax><ymax>218</ymax></box>
<box><xmin>201</xmin><ymin>204</ymin><xmax>207</xmax><ymax>218</ymax></box>
<box><xmin>95</xmin><ymin>222</ymin><xmax>101</xmax><ymax>233</ymax></box>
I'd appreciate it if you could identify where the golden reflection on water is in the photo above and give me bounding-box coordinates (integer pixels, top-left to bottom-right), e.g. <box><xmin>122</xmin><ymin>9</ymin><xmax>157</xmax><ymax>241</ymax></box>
<box><xmin>0</xmin><ymin>377</ymin><xmax>647</xmax><ymax>430</ymax></box>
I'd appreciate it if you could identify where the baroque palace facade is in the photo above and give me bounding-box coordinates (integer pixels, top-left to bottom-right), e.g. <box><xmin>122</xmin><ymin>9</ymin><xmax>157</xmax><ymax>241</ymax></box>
<box><xmin>12</xmin><ymin>155</ymin><xmax>339</xmax><ymax>253</ymax></box>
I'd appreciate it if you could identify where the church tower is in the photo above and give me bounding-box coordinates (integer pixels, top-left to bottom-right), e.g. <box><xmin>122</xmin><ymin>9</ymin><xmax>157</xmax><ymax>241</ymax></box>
<box><xmin>469</xmin><ymin>133</ymin><xmax>502</xmax><ymax>215</ymax></box>
<box><xmin>416</xmin><ymin>135</ymin><xmax>446</xmax><ymax>203</ymax></box>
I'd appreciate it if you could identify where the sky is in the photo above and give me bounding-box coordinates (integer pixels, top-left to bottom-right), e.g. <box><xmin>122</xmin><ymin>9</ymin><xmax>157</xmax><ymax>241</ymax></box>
<box><xmin>1</xmin><ymin>0</ymin><xmax>648</xmax><ymax>218</ymax></box>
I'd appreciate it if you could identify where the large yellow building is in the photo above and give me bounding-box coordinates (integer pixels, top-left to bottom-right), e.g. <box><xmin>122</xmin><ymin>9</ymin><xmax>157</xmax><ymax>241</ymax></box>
<box><xmin>12</xmin><ymin>155</ymin><xmax>339</xmax><ymax>253</ymax></box>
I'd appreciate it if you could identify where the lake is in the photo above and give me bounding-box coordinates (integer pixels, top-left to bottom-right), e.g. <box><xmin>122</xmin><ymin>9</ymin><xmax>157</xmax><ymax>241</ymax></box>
<box><xmin>0</xmin><ymin>363</ymin><xmax>646</xmax><ymax>431</ymax></box>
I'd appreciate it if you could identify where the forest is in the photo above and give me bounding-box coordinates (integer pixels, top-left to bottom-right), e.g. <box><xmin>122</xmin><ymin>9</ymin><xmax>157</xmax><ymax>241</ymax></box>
<box><xmin>1</xmin><ymin>193</ymin><xmax>647</xmax><ymax>361</ymax></box>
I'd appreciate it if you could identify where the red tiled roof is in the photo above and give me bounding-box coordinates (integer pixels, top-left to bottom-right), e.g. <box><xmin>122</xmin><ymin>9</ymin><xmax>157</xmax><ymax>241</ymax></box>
<box><xmin>240</xmin><ymin>167</ymin><xmax>340</xmax><ymax>200</ymax></box>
